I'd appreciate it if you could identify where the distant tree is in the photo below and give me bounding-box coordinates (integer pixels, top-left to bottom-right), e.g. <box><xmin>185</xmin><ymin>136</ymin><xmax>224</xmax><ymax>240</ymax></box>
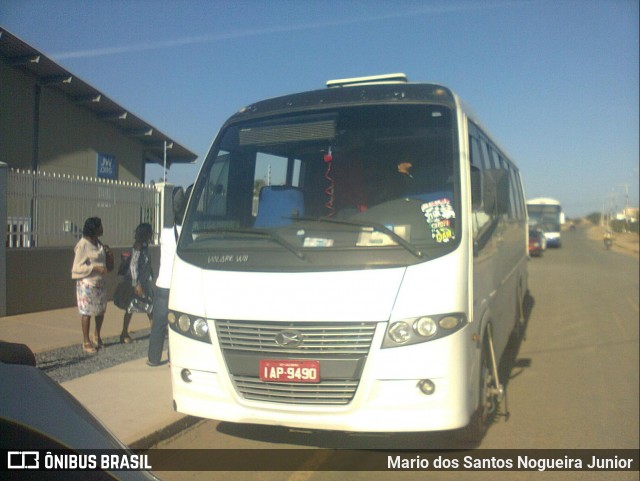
<box><xmin>586</xmin><ymin>212</ymin><xmax>601</xmax><ymax>225</ymax></box>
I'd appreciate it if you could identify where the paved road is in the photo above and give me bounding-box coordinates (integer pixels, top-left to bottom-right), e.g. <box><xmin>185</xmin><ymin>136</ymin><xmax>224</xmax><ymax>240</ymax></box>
<box><xmin>152</xmin><ymin>228</ymin><xmax>639</xmax><ymax>481</ymax></box>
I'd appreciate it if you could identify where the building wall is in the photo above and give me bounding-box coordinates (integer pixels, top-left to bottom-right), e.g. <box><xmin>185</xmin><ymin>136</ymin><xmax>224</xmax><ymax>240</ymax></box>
<box><xmin>0</xmin><ymin>59</ymin><xmax>145</xmax><ymax>182</ymax></box>
<box><xmin>6</xmin><ymin>246</ymin><xmax>159</xmax><ymax>315</ymax></box>
<box><xmin>37</xmin><ymin>87</ymin><xmax>145</xmax><ymax>181</ymax></box>
<box><xmin>0</xmin><ymin>61</ymin><xmax>35</xmax><ymax>170</ymax></box>
<box><xmin>1</xmin><ymin>36</ymin><xmax>192</xmax><ymax>316</ymax></box>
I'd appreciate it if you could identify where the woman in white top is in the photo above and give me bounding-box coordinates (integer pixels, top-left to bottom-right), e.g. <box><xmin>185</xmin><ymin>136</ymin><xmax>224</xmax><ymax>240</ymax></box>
<box><xmin>71</xmin><ymin>217</ymin><xmax>112</xmax><ymax>354</ymax></box>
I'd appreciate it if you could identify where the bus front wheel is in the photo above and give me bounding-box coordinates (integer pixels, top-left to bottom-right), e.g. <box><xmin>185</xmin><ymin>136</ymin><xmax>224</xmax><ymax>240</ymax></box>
<box><xmin>462</xmin><ymin>337</ymin><xmax>498</xmax><ymax>444</ymax></box>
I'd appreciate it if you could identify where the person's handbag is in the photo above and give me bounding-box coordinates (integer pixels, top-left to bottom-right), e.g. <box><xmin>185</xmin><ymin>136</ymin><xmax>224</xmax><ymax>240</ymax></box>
<box><xmin>103</xmin><ymin>244</ymin><xmax>114</xmax><ymax>272</ymax></box>
<box><xmin>129</xmin><ymin>295</ymin><xmax>153</xmax><ymax>314</ymax></box>
<box><xmin>117</xmin><ymin>251</ymin><xmax>131</xmax><ymax>276</ymax></box>
<box><xmin>113</xmin><ymin>280</ymin><xmax>133</xmax><ymax>309</ymax></box>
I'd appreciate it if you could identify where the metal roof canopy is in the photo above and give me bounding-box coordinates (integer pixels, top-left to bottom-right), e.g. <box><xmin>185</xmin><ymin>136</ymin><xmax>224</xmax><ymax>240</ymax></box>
<box><xmin>0</xmin><ymin>28</ymin><xmax>197</xmax><ymax>168</ymax></box>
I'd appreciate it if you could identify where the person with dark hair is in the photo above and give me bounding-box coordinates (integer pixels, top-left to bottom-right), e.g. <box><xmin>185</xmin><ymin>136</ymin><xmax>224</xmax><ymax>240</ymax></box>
<box><xmin>391</xmin><ymin>159</ymin><xmax>415</xmax><ymax>199</ymax></box>
<box><xmin>72</xmin><ymin>217</ymin><xmax>111</xmax><ymax>354</ymax></box>
<box><xmin>147</xmin><ymin>186</ymin><xmax>189</xmax><ymax>366</ymax></box>
<box><xmin>120</xmin><ymin>222</ymin><xmax>154</xmax><ymax>343</ymax></box>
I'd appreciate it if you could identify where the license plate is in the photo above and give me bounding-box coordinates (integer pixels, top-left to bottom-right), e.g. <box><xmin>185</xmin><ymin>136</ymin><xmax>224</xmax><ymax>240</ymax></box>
<box><xmin>259</xmin><ymin>360</ymin><xmax>320</xmax><ymax>383</ymax></box>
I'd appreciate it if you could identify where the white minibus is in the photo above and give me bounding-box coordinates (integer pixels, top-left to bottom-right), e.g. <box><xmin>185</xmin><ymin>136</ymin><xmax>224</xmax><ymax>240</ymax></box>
<box><xmin>168</xmin><ymin>74</ymin><xmax>528</xmax><ymax>441</ymax></box>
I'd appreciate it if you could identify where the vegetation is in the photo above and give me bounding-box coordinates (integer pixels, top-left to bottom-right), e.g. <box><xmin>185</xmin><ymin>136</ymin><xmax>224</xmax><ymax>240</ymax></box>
<box><xmin>585</xmin><ymin>212</ymin><xmax>639</xmax><ymax>234</ymax></box>
<box><xmin>586</xmin><ymin>213</ymin><xmax>601</xmax><ymax>225</ymax></box>
<box><xmin>610</xmin><ymin>219</ymin><xmax>639</xmax><ymax>234</ymax></box>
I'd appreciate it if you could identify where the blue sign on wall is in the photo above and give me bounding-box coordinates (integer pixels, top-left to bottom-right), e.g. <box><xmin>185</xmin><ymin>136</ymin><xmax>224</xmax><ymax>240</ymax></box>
<box><xmin>97</xmin><ymin>153</ymin><xmax>117</xmax><ymax>179</ymax></box>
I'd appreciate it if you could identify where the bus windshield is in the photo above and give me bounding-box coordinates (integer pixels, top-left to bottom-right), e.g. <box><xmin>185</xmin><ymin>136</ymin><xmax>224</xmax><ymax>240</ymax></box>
<box><xmin>179</xmin><ymin>104</ymin><xmax>459</xmax><ymax>271</ymax></box>
<box><xmin>527</xmin><ymin>204</ymin><xmax>561</xmax><ymax>232</ymax></box>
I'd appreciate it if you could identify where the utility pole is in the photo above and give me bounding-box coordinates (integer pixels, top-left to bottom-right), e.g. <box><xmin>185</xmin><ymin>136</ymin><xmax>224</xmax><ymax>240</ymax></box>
<box><xmin>602</xmin><ymin>193</ymin><xmax>615</xmax><ymax>230</ymax></box>
<box><xmin>163</xmin><ymin>141</ymin><xmax>173</xmax><ymax>183</ymax></box>
<box><xmin>620</xmin><ymin>183</ymin><xmax>629</xmax><ymax>232</ymax></box>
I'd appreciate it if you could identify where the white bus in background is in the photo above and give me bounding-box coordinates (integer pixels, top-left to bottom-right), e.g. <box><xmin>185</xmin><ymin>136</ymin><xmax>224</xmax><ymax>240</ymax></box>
<box><xmin>527</xmin><ymin>198</ymin><xmax>565</xmax><ymax>247</ymax></box>
<box><xmin>168</xmin><ymin>74</ymin><xmax>529</xmax><ymax>442</ymax></box>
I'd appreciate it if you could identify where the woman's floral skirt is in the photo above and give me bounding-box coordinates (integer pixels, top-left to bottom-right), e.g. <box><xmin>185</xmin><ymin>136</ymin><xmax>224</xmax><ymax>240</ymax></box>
<box><xmin>76</xmin><ymin>278</ymin><xmax>107</xmax><ymax>316</ymax></box>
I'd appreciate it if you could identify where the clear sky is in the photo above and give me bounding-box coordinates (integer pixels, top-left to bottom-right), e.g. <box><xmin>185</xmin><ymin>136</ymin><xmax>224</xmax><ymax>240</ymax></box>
<box><xmin>3</xmin><ymin>0</ymin><xmax>638</xmax><ymax>217</ymax></box>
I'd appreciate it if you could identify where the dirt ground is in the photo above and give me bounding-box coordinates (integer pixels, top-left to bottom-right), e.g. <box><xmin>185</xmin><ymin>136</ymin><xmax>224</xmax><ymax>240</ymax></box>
<box><xmin>586</xmin><ymin>225</ymin><xmax>639</xmax><ymax>259</ymax></box>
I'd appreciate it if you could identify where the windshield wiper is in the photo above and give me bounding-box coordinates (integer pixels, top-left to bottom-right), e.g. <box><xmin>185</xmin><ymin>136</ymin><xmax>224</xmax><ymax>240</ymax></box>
<box><xmin>292</xmin><ymin>217</ymin><xmax>424</xmax><ymax>259</ymax></box>
<box><xmin>191</xmin><ymin>228</ymin><xmax>307</xmax><ymax>260</ymax></box>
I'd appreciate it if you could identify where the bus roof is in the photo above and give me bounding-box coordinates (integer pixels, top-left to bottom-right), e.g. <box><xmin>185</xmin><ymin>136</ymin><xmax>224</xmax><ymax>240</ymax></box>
<box><xmin>221</xmin><ymin>73</ymin><xmax>517</xmax><ymax>170</ymax></box>
<box><xmin>326</xmin><ymin>73</ymin><xmax>409</xmax><ymax>88</ymax></box>
<box><xmin>227</xmin><ymin>81</ymin><xmax>457</xmax><ymax>125</ymax></box>
<box><xmin>527</xmin><ymin>198</ymin><xmax>561</xmax><ymax>206</ymax></box>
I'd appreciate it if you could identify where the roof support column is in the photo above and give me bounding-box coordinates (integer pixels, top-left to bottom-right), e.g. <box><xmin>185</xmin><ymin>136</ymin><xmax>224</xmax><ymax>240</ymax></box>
<box><xmin>31</xmin><ymin>84</ymin><xmax>41</xmax><ymax>173</ymax></box>
<box><xmin>0</xmin><ymin>162</ymin><xmax>7</xmax><ymax>316</ymax></box>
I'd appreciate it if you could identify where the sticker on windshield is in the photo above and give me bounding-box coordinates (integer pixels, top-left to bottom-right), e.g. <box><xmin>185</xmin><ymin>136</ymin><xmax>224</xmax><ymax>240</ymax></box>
<box><xmin>303</xmin><ymin>237</ymin><xmax>334</xmax><ymax>247</ymax></box>
<box><xmin>421</xmin><ymin>198</ymin><xmax>456</xmax><ymax>244</ymax></box>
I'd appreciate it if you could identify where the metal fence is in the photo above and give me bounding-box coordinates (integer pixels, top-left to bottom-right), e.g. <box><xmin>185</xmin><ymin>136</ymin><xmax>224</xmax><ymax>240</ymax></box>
<box><xmin>7</xmin><ymin>169</ymin><xmax>160</xmax><ymax>248</ymax></box>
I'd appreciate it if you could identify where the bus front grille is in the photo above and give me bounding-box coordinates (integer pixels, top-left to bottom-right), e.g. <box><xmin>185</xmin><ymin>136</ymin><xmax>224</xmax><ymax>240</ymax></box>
<box><xmin>215</xmin><ymin>320</ymin><xmax>377</xmax><ymax>405</ymax></box>
<box><xmin>233</xmin><ymin>376</ymin><xmax>358</xmax><ymax>405</ymax></box>
<box><xmin>215</xmin><ymin>320</ymin><xmax>377</xmax><ymax>355</ymax></box>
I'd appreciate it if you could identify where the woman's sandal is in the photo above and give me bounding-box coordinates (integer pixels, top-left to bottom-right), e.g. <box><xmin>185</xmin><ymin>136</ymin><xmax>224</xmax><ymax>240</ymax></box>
<box><xmin>82</xmin><ymin>342</ymin><xmax>97</xmax><ymax>354</ymax></box>
<box><xmin>93</xmin><ymin>336</ymin><xmax>104</xmax><ymax>350</ymax></box>
<box><xmin>120</xmin><ymin>334</ymin><xmax>133</xmax><ymax>344</ymax></box>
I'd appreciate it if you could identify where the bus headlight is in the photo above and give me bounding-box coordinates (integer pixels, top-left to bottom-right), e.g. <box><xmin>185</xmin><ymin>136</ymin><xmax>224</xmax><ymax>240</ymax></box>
<box><xmin>439</xmin><ymin>315</ymin><xmax>461</xmax><ymax>330</ymax></box>
<box><xmin>388</xmin><ymin>322</ymin><xmax>411</xmax><ymax>344</ymax></box>
<box><xmin>178</xmin><ymin>314</ymin><xmax>192</xmax><ymax>333</ymax></box>
<box><xmin>413</xmin><ymin>317</ymin><xmax>437</xmax><ymax>338</ymax></box>
<box><xmin>192</xmin><ymin>318</ymin><xmax>209</xmax><ymax>338</ymax></box>
<box><xmin>383</xmin><ymin>313</ymin><xmax>467</xmax><ymax>348</ymax></box>
<box><xmin>169</xmin><ymin>311</ymin><xmax>212</xmax><ymax>344</ymax></box>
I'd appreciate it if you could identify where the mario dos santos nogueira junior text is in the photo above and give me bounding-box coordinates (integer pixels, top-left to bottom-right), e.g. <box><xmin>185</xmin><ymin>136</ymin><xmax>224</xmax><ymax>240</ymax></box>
<box><xmin>387</xmin><ymin>454</ymin><xmax>637</xmax><ymax>471</ymax></box>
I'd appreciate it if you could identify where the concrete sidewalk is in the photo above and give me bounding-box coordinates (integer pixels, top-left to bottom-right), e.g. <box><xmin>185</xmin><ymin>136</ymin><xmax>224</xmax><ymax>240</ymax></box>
<box><xmin>0</xmin><ymin>302</ymin><xmax>192</xmax><ymax>447</ymax></box>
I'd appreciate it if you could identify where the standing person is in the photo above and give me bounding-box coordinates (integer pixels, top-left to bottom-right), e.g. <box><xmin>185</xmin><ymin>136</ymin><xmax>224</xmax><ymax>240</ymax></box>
<box><xmin>147</xmin><ymin>186</ymin><xmax>187</xmax><ymax>366</ymax></box>
<box><xmin>120</xmin><ymin>222</ymin><xmax>154</xmax><ymax>343</ymax></box>
<box><xmin>72</xmin><ymin>217</ymin><xmax>112</xmax><ymax>354</ymax></box>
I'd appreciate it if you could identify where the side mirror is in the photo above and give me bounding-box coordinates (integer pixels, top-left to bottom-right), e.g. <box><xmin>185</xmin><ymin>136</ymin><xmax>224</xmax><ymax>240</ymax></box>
<box><xmin>172</xmin><ymin>187</ymin><xmax>186</xmax><ymax>225</ymax></box>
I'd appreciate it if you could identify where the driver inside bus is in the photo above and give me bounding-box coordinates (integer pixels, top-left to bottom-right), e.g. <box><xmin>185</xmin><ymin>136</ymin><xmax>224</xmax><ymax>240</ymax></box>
<box><xmin>396</xmin><ymin>160</ymin><xmax>415</xmax><ymax>193</ymax></box>
<box><xmin>383</xmin><ymin>157</ymin><xmax>416</xmax><ymax>200</ymax></box>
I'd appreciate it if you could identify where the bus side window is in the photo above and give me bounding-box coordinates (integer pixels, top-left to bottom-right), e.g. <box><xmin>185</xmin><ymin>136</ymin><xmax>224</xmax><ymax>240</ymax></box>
<box><xmin>469</xmin><ymin>132</ymin><xmax>492</xmax><ymax>250</ymax></box>
<box><xmin>469</xmin><ymin>135</ymin><xmax>483</xmax><ymax>211</ymax></box>
<box><xmin>509</xmin><ymin>167</ymin><xmax>525</xmax><ymax>220</ymax></box>
<box><xmin>493</xmin><ymin>169</ymin><xmax>510</xmax><ymax>217</ymax></box>
<box><xmin>471</xmin><ymin>165</ymin><xmax>482</xmax><ymax>210</ymax></box>
<box><xmin>203</xmin><ymin>153</ymin><xmax>230</xmax><ymax>217</ymax></box>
